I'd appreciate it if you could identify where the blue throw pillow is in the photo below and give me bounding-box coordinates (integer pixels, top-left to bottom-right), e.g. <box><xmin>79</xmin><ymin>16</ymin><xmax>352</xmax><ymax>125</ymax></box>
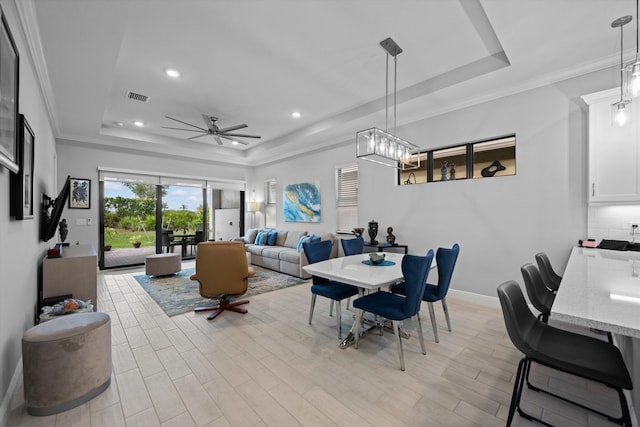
<box><xmin>254</xmin><ymin>231</ymin><xmax>266</xmax><ymax>245</ymax></box>
<box><xmin>258</xmin><ymin>231</ymin><xmax>269</xmax><ymax>246</ymax></box>
<box><xmin>309</xmin><ymin>234</ymin><xmax>321</xmax><ymax>243</ymax></box>
<box><xmin>267</xmin><ymin>230</ymin><xmax>278</xmax><ymax>246</ymax></box>
<box><xmin>297</xmin><ymin>235</ymin><xmax>311</xmax><ymax>252</ymax></box>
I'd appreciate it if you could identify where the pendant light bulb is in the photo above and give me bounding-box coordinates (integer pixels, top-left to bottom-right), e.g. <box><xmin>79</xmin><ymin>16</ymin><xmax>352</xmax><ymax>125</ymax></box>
<box><xmin>612</xmin><ymin>15</ymin><xmax>633</xmax><ymax>126</ymax></box>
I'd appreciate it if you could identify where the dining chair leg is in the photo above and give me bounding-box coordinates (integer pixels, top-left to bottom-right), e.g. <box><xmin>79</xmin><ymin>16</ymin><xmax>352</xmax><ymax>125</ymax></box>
<box><xmin>336</xmin><ymin>300</ymin><xmax>342</xmax><ymax>339</ymax></box>
<box><xmin>427</xmin><ymin>302</ymin><xmax>439</xmax><ymax>343</ymax></box>
<box><xmin>308</xmin><ymin>294</ymin><xmax>317</xmax><ymax>325</ymax></box>
<box><xmin>392</xmin><ymin>320</ymin><xmax>405</xmax><ymax>371</ymax></box>
<box><xmin>415</xmin><ymin>314</ymin><xmax>427</xmax><ymax>355</ymax></box>
<box><xmin>354</xmin><ymin>309</ymin><xmax>363</xmax><ymax>349</ymax></box>
<box><xmin>441</xmin><ymin>298</ymin><xmax>452</xmax><ymax>332</ymax></box>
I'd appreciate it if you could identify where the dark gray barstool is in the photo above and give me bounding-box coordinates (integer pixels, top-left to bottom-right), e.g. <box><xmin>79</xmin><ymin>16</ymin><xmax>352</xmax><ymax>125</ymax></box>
<box><xmin>520</xmin><ymin>263</ymin><xmax>555</xmax><ymax>323</ymax></box>
<box><xmin>535</xmin><ymin>252</ymin><xmax>562</xmax><ymax>292</ymax></box>
<box><xmin>497</xmin><ymin>281</ymin><xmax>632</xmax><ymax>426</ymax></box>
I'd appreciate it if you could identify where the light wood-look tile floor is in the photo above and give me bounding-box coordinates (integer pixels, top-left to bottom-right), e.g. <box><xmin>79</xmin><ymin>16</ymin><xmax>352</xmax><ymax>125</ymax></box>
<box><xmin>6</xmin><ymin>262</ymin><xmax>632</xmax><ymax>426</ymax></box>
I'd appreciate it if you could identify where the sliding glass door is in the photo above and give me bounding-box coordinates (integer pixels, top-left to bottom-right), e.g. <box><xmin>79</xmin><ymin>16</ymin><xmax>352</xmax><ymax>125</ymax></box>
<box><xmin>100</xmin><ymin>180</ymin><xmax>157</xmax><ymax>269</ymax></box>
<box><xmin>98</xmin><ymin>170</ymin><xmax>246</xmax><ymax>270</ymax></box>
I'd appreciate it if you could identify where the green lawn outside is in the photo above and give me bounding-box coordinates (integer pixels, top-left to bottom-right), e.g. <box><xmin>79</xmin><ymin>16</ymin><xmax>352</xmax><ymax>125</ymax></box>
<box><xmin>105</xmin><ymin>228</ymin><xmax>155</xmax><ymax>249</ymax></box>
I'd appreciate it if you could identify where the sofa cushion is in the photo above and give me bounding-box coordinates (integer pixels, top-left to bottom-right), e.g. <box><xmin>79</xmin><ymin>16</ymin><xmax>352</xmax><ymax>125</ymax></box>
<box><xmin>275</xmin><ymin>230</ymin><xmax>288</xmax><ymax>247</ymax></box>
<box><xmin>244</xmin><ymin>228</ymin><xmax>259</xmax><ymax>244</ymax></box>
<box><xmin>285</xmin><ymin>231</ymin><xmax>308</xmax><ymax>249</ymax></box>
<box><xmin>247</xmin><ymin>245</ymin><xmax>266</xmax><ymax>256</ymax></box>
<box><xmin>279</xmin><ymin>248</ymin><xmax>302</xmax><ymax>264</ymax></box>
<box><xmin>262</xmin><ymin>246</ymin><xmax>289</xmax><ymax>259</ymax></box>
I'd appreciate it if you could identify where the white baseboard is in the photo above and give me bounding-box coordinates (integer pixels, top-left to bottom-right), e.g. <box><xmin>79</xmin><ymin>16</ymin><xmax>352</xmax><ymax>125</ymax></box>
<box><xmin>0</xmin><ymin>357</ymin><xmax>22</xmax><ymax>427</ymax></box>
<box><xmin>448</xmin><ymin>288</ymin><xmax>501</xmax><ymax>309</ymax></box>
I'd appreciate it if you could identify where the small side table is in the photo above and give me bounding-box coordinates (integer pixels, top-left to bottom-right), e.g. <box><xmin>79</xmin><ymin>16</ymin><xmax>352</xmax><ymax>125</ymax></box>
<box><xmin>363</xmin><ymin>243</ymin><xmax>408</xmax><ymax>254</ymax></box>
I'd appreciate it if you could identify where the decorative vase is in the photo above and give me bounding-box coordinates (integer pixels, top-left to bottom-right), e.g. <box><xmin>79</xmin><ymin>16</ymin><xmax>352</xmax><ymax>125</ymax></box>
<box><xmin>449</xmin><ymin>163</ymin><xmax>456</xmax><ymax>180</ymax></box>
<box><xmin>368</xmin><ymin>220</ymin><xmax>379</xmax><ymax>245</ymax></box>
<box><xmin>133</xmin><ymin>242</ymin><xmax>141</xmax><ymax>248</ymax></box>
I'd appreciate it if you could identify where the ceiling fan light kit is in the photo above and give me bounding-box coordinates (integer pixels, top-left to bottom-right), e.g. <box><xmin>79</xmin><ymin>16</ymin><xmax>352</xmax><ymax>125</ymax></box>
<box><xmin>162</xmin><ymin>114</ymin><xmax>261</xmax><ymax>146</ymax></box>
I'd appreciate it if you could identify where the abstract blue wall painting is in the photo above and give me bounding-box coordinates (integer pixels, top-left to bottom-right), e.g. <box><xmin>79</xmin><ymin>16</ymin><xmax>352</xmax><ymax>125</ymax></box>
<box><xmin>283</xmin><ymin>182</ymin><xmax>321</xmax><ymax>222</ymax></box>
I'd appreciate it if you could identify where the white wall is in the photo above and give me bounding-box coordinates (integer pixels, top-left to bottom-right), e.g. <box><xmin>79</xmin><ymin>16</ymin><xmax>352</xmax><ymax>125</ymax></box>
<box><xmin>0</xmin><ymin>1</ymin><xmax>60</xmax><ymax>423</ymax></box>
<box><xmin>250</xmin><ymin>70</ymin><xmax>615</xmax><ymax>300</ymax></box>
<box><xmin>55</xmin><ymin>141</ymin><xmax>251</xmax><ymax>253</ymax></box>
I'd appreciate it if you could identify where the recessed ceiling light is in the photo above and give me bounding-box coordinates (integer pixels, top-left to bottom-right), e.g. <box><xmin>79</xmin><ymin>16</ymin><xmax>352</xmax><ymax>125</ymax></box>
<box><xmin>291</xmin><ymin>111</ymin><xmax>302</xmax><ymax>118</ymax></box>
<box><xmin>164</xmin><ymin>68</ymin><xmax>181</xmax><ymax>78</ymax></box>
<box><xmin>133</xmin><ymin>120</ymin><xmax>144</xmax><ymax>127</ymax></box>
<box><xmin>231</xmin><ymin>140</ymin><xmax>239</xmax><ymax>145</ymax></box>
<box><xmin>114</xmin><ymin>121</ymin><xmax>124</xmax><ymax>127</ymax></box>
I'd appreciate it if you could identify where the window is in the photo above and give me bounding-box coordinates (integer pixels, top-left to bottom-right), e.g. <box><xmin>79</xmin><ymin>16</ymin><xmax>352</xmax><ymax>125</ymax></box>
<box><xmin>335</xmin><ymin>164</ymin><xmax>358</xmax><ymax>233</ymax></box>
<box><xmin>264</xmin><ymin>179</ymin><xmax>277</xmax><ymax>228</ymax></box>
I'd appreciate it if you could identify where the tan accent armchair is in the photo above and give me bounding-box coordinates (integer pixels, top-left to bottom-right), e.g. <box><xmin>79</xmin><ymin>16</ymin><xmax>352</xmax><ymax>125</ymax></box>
<box><xmin>190</xmin><ymin>241</ymin><xmax>252</xmax><ymax>320</ymax></box>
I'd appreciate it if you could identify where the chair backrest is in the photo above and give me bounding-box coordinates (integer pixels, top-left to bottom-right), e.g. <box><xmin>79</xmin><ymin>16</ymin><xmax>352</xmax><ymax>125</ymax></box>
<box><xmin>401</xmin><ymin>250</ymin><xmax>434</xmax><ymax>317</ymax></box>
<box><xmin>303</xmin><ymin>240</ymin><xmax>333</xmax><ymax>284</ymax></box>
<box><xmin>341</xmin><ymin>237</ymin><xmax>364</xmax><ymax>256</ymax></box>
<box><xmin>520</xmin><ymin>263</ymin><xmax>554</xmax><ymax>314</ymax></box>
<box><xmin>497</xmin><ymin>280</ymin><xmax>539</xmax><ymax>357</ymax></box>
<box><xmin>161</xmin><ymin>231</ymin><xmax>170</xmax><ymax>246</ymax></box>
<box><xmin>192</xmin><ymin>241</ymin><xmax>249</xmax><ymax>297</ymax></box>
<box><xmin>194</xmin><ymin>230</ymin><xmax>205</xmax><ymax>244</ymax></box>
<box><xmin>535</xmin><ymin>252</ymin><xmax>561</xmax><ymax>291</ymax></box>
<box><xmin>432</xmin><ymin>243</ymin><xmax>460</xmax><ymax>298</ymax></box>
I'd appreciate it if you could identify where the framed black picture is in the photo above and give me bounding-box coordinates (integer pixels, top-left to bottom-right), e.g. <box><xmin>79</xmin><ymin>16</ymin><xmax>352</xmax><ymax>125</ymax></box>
<box><xmin>69</xmin><ymin>178</ymin><xmax>91</xmax><ymax>209</ymax></box>
<box><xmin>10</xmin><ymin>115</ymin><xmax>34</xmax><ymax>219</ymax></box>
<box><xmin>0</xmin><ymin>7</ymin><xmax>19</xmax><ymax>173</ymax></box>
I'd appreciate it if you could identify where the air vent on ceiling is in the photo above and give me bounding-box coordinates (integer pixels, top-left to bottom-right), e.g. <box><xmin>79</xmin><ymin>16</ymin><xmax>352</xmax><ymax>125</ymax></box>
<box><xmin>125</xmin><ymin>91</ymin><xmax>149</xmax><ymax>103</ymax></box>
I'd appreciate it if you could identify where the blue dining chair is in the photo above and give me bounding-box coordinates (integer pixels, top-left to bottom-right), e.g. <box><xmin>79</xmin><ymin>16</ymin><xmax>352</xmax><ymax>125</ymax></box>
<box><xmin>353</xmin><ymin>250</ymin><xmax>434</xmax><ymax>371</ymax></box>
<box><xmin>390</xmin><ymin>243</ymin><xmax>459</xmax><ymax>343</ymax></box>
<box><xmin>341</xmin><ymin>237</ymin><xmax>364</xmax><ymax>256</ymax></box>
<box><xmin>303</xmin><ymin>240</ymin><xmax>359</xmax><ymax>339</ymax></box>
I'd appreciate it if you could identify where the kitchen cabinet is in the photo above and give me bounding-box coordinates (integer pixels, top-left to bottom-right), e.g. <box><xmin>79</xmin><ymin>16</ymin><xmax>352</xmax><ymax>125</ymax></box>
<box><xmin>583</xmin><ymin>88</ymin><xmax>640</xmax><ymax>203</ymax></box>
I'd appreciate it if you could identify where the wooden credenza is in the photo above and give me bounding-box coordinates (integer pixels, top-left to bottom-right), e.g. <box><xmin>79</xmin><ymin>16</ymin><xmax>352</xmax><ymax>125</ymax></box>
<box><xmin>42</xmin><ymin>244</ymin><xmax>98</xmax><ymax>308</ymax></box>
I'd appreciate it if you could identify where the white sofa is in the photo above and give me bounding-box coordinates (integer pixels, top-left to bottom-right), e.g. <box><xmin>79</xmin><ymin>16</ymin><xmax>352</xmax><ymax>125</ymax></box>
<box><xmin>239</xmin><ymin>228</ymin><xmax>337</xmax><ymax>279</ymax></box>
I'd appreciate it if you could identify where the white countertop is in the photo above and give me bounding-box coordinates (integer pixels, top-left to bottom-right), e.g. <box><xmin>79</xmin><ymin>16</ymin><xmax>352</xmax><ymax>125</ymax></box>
<box><xmin>551</xmin><ymin>246</ymin><xmax>640</xmax><ymax>338</ymax></box>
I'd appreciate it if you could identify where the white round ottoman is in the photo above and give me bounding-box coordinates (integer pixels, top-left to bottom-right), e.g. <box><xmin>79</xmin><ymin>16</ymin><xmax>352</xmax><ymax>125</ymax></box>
<box><xmin>145</xmin><ymin>252</ymin><xmax>181</xmax><ymax>276</ymax></box>
<box><xmin>22</xmin><ymin>312</ymin><xmax>111</xmax><ymax>416</ymax></box>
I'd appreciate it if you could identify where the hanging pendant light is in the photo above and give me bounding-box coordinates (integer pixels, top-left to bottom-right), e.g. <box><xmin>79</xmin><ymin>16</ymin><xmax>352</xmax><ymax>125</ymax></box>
<box><xmin>625</xmin><ymin>0</ymin><xmax>640</xmax><ymax>98</ymax></box>
<box><xmin>612</xmin><ymin>15</ymin><xmax>633</xmax><ymax>127</ymax></box>
<box><xmin>356</xmin><ymin>37</ymin><xmax>420</xmax><ymax>170</ymax></box>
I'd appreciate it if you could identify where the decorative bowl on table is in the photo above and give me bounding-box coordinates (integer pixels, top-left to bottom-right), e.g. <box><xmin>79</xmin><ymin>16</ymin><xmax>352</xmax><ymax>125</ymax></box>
<box><xmin>369</xmin><ymin>252</ymin><xmax>386</xmax><ymax>265</ymax></box>
<box><xmin>353</xmin><ymin>227</ymin><xmax>365</xmax><ymax>238</ymax></box>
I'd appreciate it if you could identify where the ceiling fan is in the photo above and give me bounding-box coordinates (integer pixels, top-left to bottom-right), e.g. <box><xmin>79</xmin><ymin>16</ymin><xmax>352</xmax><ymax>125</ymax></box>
<box><xmin>163</xmin><ymin>114</ymin><xmax>261</xmax><ymax>146</ymax></box>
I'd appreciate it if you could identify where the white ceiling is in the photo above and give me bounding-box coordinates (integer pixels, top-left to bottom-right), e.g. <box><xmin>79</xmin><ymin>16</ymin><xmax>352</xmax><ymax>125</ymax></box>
<box><xmin>22</xmin><ymin>0</ymin><xmax>634</xmax><ymax>166</ymax></box>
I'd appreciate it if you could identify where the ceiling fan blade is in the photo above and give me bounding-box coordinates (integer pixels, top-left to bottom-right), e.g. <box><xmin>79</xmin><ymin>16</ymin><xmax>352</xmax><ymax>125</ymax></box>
<box><xmin>187</xmin><ymin>133</ymin><xmax>210</xmax><ymax>140</ymax></box>
<box><xmin>218</xmin><ymin>124</ymin><xmax>247</xmax><ymax>133</ymax></box>
<box><xmin>162</xmin><ymin>126</ymin><xmax>208</xmax><ymax>133</ymax></box>
<box><xmin>221</xmin><ymin>133</ymin><xmax>261</xmax><ymax>139</ymax></box>
<box><xmin>165</xmin><ymin>115</ymin><xmax>208</xmax><ymax>132</ymax></box>
<box><xmin>214</xmin><ymin>135</ymin><xmax>224</xmax><ymax>145</ymax></box>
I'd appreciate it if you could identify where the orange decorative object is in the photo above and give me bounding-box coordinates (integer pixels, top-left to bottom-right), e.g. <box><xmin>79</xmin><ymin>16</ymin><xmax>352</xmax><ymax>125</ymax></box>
<box><xmin>63</xmin><ymin>300</ymin><xmax>79</xmax><ymax>310</ymax></box>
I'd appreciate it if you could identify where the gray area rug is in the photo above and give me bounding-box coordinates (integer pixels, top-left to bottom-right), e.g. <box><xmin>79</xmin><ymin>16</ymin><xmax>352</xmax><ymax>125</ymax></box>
<box><xmin>134</xmin><ymin>266</ymin><xmax>308</xmax><ymax>317</ymax></box>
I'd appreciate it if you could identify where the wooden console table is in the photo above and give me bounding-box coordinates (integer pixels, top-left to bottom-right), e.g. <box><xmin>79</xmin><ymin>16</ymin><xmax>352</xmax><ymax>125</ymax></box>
<box><xmin>42</xmin><ymin>244</ymin><xmax>98</xmax><ymax>309</ymax></box>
